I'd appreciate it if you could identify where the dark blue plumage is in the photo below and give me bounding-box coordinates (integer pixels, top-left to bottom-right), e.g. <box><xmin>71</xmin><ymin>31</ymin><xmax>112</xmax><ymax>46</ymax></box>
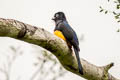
<box><xmin>52</xmin><ymin>12</ymin><xmax>83</xmax><ymax>75</ymax></box>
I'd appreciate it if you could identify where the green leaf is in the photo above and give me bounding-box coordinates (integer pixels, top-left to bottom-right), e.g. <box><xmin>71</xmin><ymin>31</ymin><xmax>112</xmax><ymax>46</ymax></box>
<box><xmin>117</xmin><ymin>20</ymin><xmax>120</xmax><ymax>22</ymax></box>
<box><xmin>100</xmin><ymin>9</ymin><xmax>104</xmax><ymax>12</ymax></box>
<box><xmin>113</xmin><ymin>11</ymin><xmax>117</xmax><ymax>15</ymax></box>
<box><xmin>105</xmin><ymin>11</ymin><xmax>108</xmax><ymax>14</ymax></box>
<box><xmin>115</xmin><ymin>15</ymin><xmax>119</xmax><ymax>19</ymax></box>
<box><xmin>114</xmin><ymin>1</ymin><xmax>118</xmax><ymax>3</ymax></box>
<box><xmin>117</xmin><ymin>4</ymin><xmax>120</xmax><ymax>9</ymax></box>
<box><xmin>118</xmin><ymin>0</ymin><xmax>120</xmax><ymax>3</ymax></box>
<box><xmin>117</xmin><ymin>29</ymin><xmax>120</xmax><ymax>32</ymax></box>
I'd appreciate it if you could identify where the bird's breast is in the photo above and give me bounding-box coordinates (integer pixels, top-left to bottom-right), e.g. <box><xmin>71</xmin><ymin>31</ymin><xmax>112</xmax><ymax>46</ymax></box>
<box><xmin>54</xmin><ymin>30</ymin><xmax>66</xmax><ymax>41</ymax></box>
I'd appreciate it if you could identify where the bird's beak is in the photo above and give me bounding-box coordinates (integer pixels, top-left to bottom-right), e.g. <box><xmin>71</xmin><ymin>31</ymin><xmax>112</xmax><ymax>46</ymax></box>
<box><xmin>52</xmin><ymin>17</ymin><xmax>55</xmax><ymax>20</ymax></box>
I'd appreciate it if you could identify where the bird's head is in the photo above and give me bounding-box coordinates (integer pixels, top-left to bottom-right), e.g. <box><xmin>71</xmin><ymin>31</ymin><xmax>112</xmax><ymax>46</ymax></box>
<box><xmin>52</xmin><ymin>12</ymin><xmax>66</xmax><ymax>22</ymax></box>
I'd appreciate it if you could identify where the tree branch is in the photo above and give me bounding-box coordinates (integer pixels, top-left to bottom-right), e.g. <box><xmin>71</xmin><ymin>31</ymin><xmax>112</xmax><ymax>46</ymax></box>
<box><xmin>0</xmin><ymin>18</ymin><xmax>119</xmax><ymax>80</ymax></box>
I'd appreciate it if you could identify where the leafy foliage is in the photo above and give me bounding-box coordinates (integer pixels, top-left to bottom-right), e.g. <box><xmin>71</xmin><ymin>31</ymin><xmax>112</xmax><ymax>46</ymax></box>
<box><xmin>100</xmin><ymin>0</ymin><xmax>120</xmax><ymax>31</ymax></box>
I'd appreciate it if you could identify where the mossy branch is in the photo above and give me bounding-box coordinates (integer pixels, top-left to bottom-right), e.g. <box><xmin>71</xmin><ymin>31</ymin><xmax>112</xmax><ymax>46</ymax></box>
<box><xmin>0</xmin><ymin>18</ymin><xmax>119</xmax><ymax>80</ymax></box>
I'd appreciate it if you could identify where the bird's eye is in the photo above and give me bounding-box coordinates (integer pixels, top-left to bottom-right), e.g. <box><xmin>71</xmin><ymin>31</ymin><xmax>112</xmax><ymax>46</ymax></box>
<box><xmin>56</xmin><ymin>14</ymin><xmax>59</xmax><ymax>18</ymax></box>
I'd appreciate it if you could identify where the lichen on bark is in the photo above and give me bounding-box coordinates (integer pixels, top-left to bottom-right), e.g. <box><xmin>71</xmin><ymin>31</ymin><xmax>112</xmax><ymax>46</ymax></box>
<box><xmin>0</xmin><ymin>18</ymin><xmax>119</xmax><ymax>80</ymax></box>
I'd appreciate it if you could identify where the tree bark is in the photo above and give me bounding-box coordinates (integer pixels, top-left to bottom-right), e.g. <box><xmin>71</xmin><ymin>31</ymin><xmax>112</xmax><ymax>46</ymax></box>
<box><xmin>0</xmin><ymin>18</ymin><xmax>119</xmax><ymax>80</ymax></box>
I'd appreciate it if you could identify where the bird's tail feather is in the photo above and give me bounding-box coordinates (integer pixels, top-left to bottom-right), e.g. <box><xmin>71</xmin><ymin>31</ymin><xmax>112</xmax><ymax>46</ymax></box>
<box><xmin>73</xmin><ymin>47</ymin><xmax>83</xmax><ymax>75</ymax></box>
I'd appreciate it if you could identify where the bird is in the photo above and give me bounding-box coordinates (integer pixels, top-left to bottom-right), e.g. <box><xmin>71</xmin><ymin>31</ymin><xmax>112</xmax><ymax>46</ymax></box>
<box><xmin>52</xmin><ymin>12</ymin><xmax>83</xmax><ymax>75</ymax></box>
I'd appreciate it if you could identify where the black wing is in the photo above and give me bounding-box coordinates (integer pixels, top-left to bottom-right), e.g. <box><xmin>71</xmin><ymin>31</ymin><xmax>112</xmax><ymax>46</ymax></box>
<box><xmin>55</xmin><ymin>21</ymin><xmax>79</xmax><ymax>50</ymax></box>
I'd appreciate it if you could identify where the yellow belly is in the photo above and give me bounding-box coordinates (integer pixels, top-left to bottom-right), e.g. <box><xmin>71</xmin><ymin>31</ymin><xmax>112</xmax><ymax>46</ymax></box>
<box><xmin>54</xmin><ymin>30</ymin><xmax>66</xmax><ymax>41</ymax></box>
